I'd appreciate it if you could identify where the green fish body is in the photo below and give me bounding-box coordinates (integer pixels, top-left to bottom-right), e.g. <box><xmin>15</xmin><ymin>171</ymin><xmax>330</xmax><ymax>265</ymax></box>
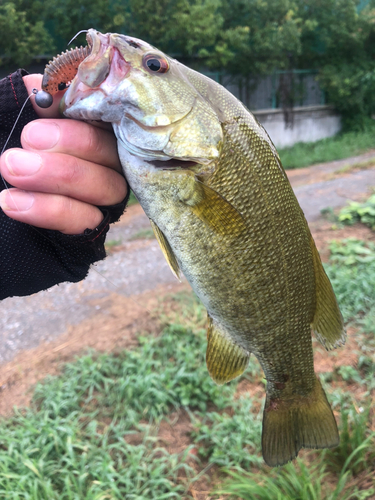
<box><xmin>61</xmin><ymin>29</ymin><xmax>346</xmax><ymax>466</ymax></box>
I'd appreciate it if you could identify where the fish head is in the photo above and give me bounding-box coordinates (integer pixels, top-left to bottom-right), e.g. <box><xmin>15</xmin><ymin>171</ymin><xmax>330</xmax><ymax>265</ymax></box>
<box><xmin>62</xmin><ymin>29</ymin><xmax>223</xmax><ymax>165</ymax></box>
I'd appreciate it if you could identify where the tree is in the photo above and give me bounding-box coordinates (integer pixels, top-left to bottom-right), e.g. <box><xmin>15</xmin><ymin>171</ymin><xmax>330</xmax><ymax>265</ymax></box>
<box><xmin>0</xmin><ymin>2</ymin><xmax>53</xmax><ymax>67</ymax></box>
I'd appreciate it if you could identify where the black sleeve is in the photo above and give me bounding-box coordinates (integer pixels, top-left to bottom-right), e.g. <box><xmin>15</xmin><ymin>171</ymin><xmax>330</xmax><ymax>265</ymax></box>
<box><xmin>0</xmin><ymin>69</ymin><xmax>129</xmax><ymax>300</ymax></box>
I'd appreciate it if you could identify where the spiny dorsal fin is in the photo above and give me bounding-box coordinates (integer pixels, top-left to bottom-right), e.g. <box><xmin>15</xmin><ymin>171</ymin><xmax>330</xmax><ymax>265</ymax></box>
<box><xmin>262</xmin><ymin>377</ymin><xmax>339</xmax><ymax>467</ymax></box>
<box><xmin>310</xmin><ymin>236</ymin><xmax>346</xmax><ymax>350</ymax></box>
<box><xmin>150</xmin><ymin>219</ymin><xmax>180</xmax><ymax>281</ymax></box>
<box><xmin>206</xmin><ymin>315</ymin><xmax>250</xmax><ymax>385</ymax></box>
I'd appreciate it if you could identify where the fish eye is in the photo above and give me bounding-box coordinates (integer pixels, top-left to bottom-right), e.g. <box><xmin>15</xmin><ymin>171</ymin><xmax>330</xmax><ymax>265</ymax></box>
<box><xmin>143</xmin><ymin>54</ymin><xmax>169</xmax><ymax>74</ymax></box>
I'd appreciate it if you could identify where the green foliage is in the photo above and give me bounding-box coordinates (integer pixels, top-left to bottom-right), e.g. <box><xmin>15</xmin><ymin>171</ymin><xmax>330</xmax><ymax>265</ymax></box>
<box><xmin>3</xmin><ymin>0</ymin><xmax>375</xmax><ymax>127</ymax></box>
<box><xmin>326</xmin><ymin>400</ymin><xmax>375</xmax><ymax>476</ymax></box>
<box><xmin>126</xmin><ymin>0</ymin><xmax>227</xmax><ymax>65</ymax></box>
<box><xmin>325</xmin><ymin>239</ymin><xmax>375</xmax><ymax>321</ymax></box>
<box><xmin>216</xmin><ymin>396</ymin><xmax>375</xmax><ymax>499</ymax></box>
<box><xmin>279</xmin><ymin>123</ymin><xmax>375</xmax><ymax>169</ymax></box>
<box><xmin>0</xmin><ymin>2</ymin><xmax>53</xmax><ymax>67</ymax></box>
<box><xmin>217</xmin><ymin>0</ymin><xmax>304</xmax><ymax>75</ymax></box>
<box><xmin>190</xmin><ymin>396</ymin><xmax>263</xmax><ymax>468</ymax></box>
<box><xmin>33</xmin><ymin>325</ymin><xmax>234</xmax><ymax>422</ymax></box>
<box><xmin>0</xmin><ymin>320</ymin><xmax>234</xmax><ymax>498</ymax></box>
<box><xmin>130</xmin><ymin>228</ymin><xmax>155</xmax><ymax>240</ymax></box>
<box><xmin>127</xmin><ymin>191</ymin><xmax>139</xmax><ymax>206</ymax></box>
<box><xmin>216</xmin><ymin>460</ymin><xmax>355</xmax><ymax>500</ymax></box>
<box><xmin>16</xmin><ymin>0</ymin><xmax>128</xmax><ymax>53</ymax></box>
<box><xmin>0</xmin><ymin>409</ymin><xmax>192</xmax><ymax>498</ymax></box>
<box><xmin>319</xmin><ymin>64</ymin><xmax>375</xmax><ymax>130</ymax></box>
<box><xmin>336</xmin><ymin>365</ymin><xmax>363</xmax><ymax>384</ymax></box>
<box><xmin>0</xmin><ymin>286</ymin><xmax>374</xmax><ymax>497</ymax></box>
<box><xmin>339</xmin><ymin>194</ymin><xmax>375</xmax><ymax>230</ymax></box>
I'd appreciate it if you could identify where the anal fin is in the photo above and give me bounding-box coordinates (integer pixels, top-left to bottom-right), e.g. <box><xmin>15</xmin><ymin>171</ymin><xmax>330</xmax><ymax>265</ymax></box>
<box><xmin>310</xmin><ymin>235</ymin><xmax>346</xmax><ymax>350</ymax></box>
<box><xmin>206</xmin><ymin>315</ymin><xmax>250</xmax><ymax>384</ymax></box>
<box><xmin>150</xmin><ymin>220</ymin><xmax>180</xmax><ymax>280</ymax></box>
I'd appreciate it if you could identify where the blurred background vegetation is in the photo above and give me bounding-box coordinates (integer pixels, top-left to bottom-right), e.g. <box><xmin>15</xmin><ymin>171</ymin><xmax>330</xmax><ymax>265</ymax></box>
<box><xmin>1</xmin><ymin>0</ymin><xmax>375</xmax><ymax>130</ymax></box>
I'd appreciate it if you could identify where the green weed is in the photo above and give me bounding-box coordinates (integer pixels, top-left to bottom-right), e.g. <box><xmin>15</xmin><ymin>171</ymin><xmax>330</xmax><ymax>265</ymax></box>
<box><xmin>325</xmin><ymin>400</ymin><xmax>375</xmax><ymax>476</ymax></box>
<box><xmin>190</xmin><ymin>396</ymin><xmax>263</xmax><ymax>468</ymax></box>
<box><xmin>130</xmin><ymin>228</ymin><xmax>155</xmax><ymax>240</ymax></box>
<box><xmin>324</xmin><ymin>239</ymin><xmax>375</xmax><ymax>321</ymax></box>
<box><xmin>127</xmin><ymin>191</ymin><xmax>138</xmax><ymax>206</ymax></box>
<box><xmin>104</xmin><ymin>239</ymin><xmax>122</xmax><ymax>252</ymax></box>
<box><xmin>216</xmin><ymin>460</ymin><xmax>356</xmax><ymax>500</ymax></box>
<box><xmin>0</xmin><ymin>321</ymin><xmax>237</xmax><ymax>498</ymax></box>
<box><xmin>33</xmin><ymin>325</ymin><xmax>236</xmax><ymax>423</ymax></box>
<box><xmin>338</xmin><ymin>195</ymin><xmax>375</xmax><ymax>230</ymax></box>
<box><xmin>279</xmin><ymin>123</ymin><xmax>375</xmax><ymax>169</ymax></box>
<box><xmin>0</xmin><ymin>409</ymin><xmax>192</xmax><ymax>499</ymax></box>
<box><xmin>336</xmin><ymin>365</ymin><xmax>362</xmax><ymax>385</ymax></box>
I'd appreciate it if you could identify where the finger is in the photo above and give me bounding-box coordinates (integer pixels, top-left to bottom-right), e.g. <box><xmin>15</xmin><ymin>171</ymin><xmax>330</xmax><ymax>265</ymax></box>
<box><xmin>1</xmin><ymin>149</ymin><xmax>127</xmax><ymax>207</ymax></box>
<box><xmin>0</xmin><ymin>188</ymin><xmax>104</xmax><ymax>234</ymax></box>
<box><xmin>21</xmin><ymin>119</ymin><xmax>122</xmax><ymax>172</ymax></box>
<box><xmin>22</xmin><ymin>74</ymin><xmax>66</xmax><ymax>119</ymax></box>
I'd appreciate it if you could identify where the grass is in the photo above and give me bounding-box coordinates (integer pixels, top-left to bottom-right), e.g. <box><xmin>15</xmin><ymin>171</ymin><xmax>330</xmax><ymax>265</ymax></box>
<box><xmin>130</xmin><ymin>228</ymin><xmax>155</xmax><ymax>240</ymax></box>
<box><xmin>279</xmin><ymin>123</ymin><xmax>375</xmax><ymax>169</ymax></box>
<box><xmin>104</xmin><ymin>239</ymin><xmax>122</xmax><ymax>253</ymax></box>
<box><xmin>0</xmin><ymin>240</ymin><xmax>375</xmax><ymax>498</ymax></box>
<box><xmin>338</xmin><ymin>194</ymin><xmax>375</xmax><ymax>230</ymax></box>
<box><xmin>127</xmin><ymin>191</ymin><xmax>138</xmax><ymax>206</ymax></box>
<box><xmin>190</xmin><ymin>395</ymin><xmax>263</xmax><ymax>469</ymax></box>
<box><xmin>324</xmin><ymin>239</ymin><xmax>375</xmax><ymax>322</ymax></box>
<box><xmin>0</xmin><ymin>408</ymin><xmax>192</xmax><ymax>499</ymax></box>
<box><xmin>216</xmin><ymin>458</ymin><xmax>374</xmax><ymax>500</ymax></box>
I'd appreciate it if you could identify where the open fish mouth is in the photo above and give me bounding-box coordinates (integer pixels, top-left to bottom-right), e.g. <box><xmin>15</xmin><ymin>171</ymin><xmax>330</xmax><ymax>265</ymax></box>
<box><xmin>42</xmin><ymin>30</ymin><xmax>132</xmax><ymax>109</ymax></box>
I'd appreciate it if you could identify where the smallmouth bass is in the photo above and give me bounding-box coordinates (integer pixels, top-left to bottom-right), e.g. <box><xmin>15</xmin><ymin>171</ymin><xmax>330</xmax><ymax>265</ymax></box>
<box><xmin>50</xmin><ymin>29</ymin><xmax>346</xmax><ymax>466</ymax></box>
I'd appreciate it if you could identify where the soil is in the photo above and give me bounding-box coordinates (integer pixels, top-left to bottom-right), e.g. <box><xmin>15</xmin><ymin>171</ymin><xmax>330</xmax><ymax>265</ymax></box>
<box><xmin>1</xmin><ymin>152</ymin><xmax>375</xmax><ymax>499</ymax></box>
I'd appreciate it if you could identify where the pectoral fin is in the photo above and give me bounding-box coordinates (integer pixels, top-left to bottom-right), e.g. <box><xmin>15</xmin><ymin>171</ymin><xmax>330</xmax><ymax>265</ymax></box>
<box><xmin>206</xmin><ymin>315</ymin><xmax>250</xmax><ymax>384</ymax></box>
<box><xmin>192</xmin><ymin>180</ymin><xmax>246</xmax><ymax>237</ymax></box>
<box><xmin>310</xmin><ymin>236</ymin><xmax>346</xmax><ymax>350</ymax></box>
<box><xmin>150</xmin><ymin>220</ymin><xmax>180</xmax><ymax>280</ymax></box>
<box><xmin>175</xmin><ymin>171</ymin><xmax>246</xmax><ymax>237</ymax></box>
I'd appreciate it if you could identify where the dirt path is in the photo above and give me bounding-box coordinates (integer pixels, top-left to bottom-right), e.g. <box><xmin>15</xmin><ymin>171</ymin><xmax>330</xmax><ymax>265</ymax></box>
<box><xmin>1</xmin><ymin>150</ymin><xmax>375</xmax><ymax>411</ymax></box>
<box><xmin>286</xmin><ymin>150</ymin><xmax>375</xmax><ymax>220</ymax></box>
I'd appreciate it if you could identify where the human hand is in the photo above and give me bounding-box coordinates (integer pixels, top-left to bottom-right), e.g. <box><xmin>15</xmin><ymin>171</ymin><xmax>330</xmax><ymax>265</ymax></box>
<box><xmin>0</xmin><ymin>74</ymin><xmax>127</xmax><ymax>234</ymax></box>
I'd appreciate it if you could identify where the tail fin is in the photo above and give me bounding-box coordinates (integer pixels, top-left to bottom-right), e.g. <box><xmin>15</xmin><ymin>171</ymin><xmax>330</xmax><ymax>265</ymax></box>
<box><xmin>262</xmin><ymin>377</ymin><xmax>339</xmax><ymax>467</ymax></box>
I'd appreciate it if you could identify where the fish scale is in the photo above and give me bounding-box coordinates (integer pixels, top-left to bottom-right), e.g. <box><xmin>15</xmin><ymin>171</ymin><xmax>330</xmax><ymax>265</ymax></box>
<box><xmin>54</xmin><ymin>28</ymin><xmax>346</xmax><ymax>467</ymax></box>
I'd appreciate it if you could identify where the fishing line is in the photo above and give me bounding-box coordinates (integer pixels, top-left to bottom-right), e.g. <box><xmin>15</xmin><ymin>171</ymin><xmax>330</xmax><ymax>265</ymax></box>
<box><xmin>0</xmin><ymin>93</ymin><xmax>154</xmax><ymax>315</ymax></box>
<box><xmin>0</xmin><ymin>89</ymin><xmax>37</xmax><ymax>212</ymax></box>
<box><xmin>67</xmin><ymin>30</ymin><xmax>88</xmax><ymax>47</ymax></box>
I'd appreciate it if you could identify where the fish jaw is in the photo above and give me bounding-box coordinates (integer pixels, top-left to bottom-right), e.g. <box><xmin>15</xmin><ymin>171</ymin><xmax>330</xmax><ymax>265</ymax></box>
<box><xmin>63</xmin><ymin>29</ymin><xmax>193</xmax><ymax>126</ymax></box>
<box><xmin>62</xmin><ymin>29</ymin><xmax>223</xmax><ymax>163</ymax></box>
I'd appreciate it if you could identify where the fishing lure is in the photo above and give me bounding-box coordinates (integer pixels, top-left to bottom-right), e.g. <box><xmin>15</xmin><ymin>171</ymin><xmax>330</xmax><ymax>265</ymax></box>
<box><xmin>35</xmin><ymin>46</ymin><xmax>90</xmax><ymax>108</ymax></box>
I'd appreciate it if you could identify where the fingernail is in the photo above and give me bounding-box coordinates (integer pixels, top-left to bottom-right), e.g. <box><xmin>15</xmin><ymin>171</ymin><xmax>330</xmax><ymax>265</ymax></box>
<box><xmin>24</xmin><ymin>121</ymin><xmax>60</xmax><ymax>150</ymax></box>
<box><xmin>0</xmin><ymin>190</ymin><xmax>34</xmax><ymax>211</ymax></box>
<box><xmin>5</xmin><ymin>150</ymin><xmax>42</xmax><ymax>176</ymax></box>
